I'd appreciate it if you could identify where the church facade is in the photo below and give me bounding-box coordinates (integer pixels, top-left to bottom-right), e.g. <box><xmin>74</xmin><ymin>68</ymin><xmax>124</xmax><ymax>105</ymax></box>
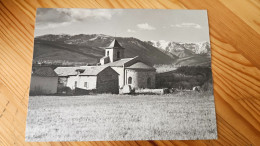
<box><xmin>100</xmin><ymin>39</ymin><xmax>156</xmax><ymax>89</ymax></box>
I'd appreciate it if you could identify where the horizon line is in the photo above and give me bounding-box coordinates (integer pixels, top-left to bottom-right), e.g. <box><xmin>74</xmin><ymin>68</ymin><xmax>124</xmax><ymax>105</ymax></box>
<box><xmin>35</xmin><ymin>33</ymin><xmax>210</xmax><ymax>43</ymax></box>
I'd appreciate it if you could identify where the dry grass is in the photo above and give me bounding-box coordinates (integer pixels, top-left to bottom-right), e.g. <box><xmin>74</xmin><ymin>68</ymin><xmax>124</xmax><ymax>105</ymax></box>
<box><xmin>25</xmin><ymin>92</ymin><xmax>217</xmax><ymax>141</ymax></box>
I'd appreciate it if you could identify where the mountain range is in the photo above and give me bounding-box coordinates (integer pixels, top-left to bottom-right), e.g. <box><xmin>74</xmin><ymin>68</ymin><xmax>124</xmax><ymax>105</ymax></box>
<box><xmin>33</xmin><ymin>34</ymin><xmax>211</xmax><ymax>66</ymax></box>
<box><xmin>147</xmin><ymin>40</ymin><xmax>211</xmax><ymax>56</ymax></box>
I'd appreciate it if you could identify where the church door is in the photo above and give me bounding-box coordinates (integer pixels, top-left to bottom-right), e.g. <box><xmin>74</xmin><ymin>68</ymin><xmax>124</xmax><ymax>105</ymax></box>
<box><xmin>117</xmin><ymin>51</ymin><xmax>120</xmax><ymax>59</ymax></box>
<box><xmin>147</xmin><ymin>77</ymin><xmax>151</xmax><ymax>88</ymax></box>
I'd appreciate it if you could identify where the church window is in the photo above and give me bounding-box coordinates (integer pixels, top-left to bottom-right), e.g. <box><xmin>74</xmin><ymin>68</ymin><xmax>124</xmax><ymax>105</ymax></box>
<box><xmin>117</xmin><ymin>51</ymin><xmax>120</xmax><ymax>59</ymax></box>
<box><xmin>128</xmin><ymin>77</ymin><xmax>132</xmax><ymax>84</ymax></box>
<box><xmin>84</xmin><ymin>82</ymin><xmax>88</xmax><ymax>88</ymax></box>
<box><xmin>107</xmin><ymin>51</ymin><xmax>109</xmax><ymax>56</ymax></box>
<box><xmin>75</xmin><ymin>81</ymin><xmax>77</xmax><ymax>88</ymax></box>
<box><xmin>147</xmin><ymin>77</ymin><xmax>151</xmax><ymax>88</ymax></box>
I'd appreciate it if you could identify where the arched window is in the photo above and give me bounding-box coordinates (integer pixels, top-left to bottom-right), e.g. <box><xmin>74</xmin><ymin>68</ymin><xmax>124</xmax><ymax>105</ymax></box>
<box><xmin>107</xmin><ymin>51</ymin><xmax>109</xmax><ymax>56</ymax></box>
<box><xmin>117</xmin><ymin>51</ymin><xmax>120</xmax><ymax>59</ymax></box>
<box><xmin>75</xmin><ymin>81</ymin><xmax>77</xmax><ymax>88</ymax></box>
<box><xmin>147</xmin><ymin>77</ymin><xmax>151</xmax><ymax>88</ymax></box>
<box><xmin>128</xmin><ymin>77</ymin><xmax>132</xmax><ymax>84</ymax></box>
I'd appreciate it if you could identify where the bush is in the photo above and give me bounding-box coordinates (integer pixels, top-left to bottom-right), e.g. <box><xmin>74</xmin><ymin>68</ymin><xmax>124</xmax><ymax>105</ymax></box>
<box><xmin>57</xmin><ymin>86</ymin><xmax>73</xmax><ymax>95</ymax></box>
<box><xmin>201</xmin><ymin>81</ymin><xmax>213</xmax><ymax>92</ymax></box>
<box><xmin>156</xmin><ymin>66</ymin><xmax>213</xmax><ymax>90</ymax></box>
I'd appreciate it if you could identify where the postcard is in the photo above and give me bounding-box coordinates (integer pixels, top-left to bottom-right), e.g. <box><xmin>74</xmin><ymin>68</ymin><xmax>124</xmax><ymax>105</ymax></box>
<box><xmin>26</xmin><ymin>8</ymin><xmax>217</xmax><ymax>141</ymax></box>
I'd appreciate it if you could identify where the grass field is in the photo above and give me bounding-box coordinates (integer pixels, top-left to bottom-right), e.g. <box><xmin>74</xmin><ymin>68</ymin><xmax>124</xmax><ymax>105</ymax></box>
<box><xmin>25</xmin><ymin>92</ymin><xmax>217</xmax><ymax>141</ymax></box>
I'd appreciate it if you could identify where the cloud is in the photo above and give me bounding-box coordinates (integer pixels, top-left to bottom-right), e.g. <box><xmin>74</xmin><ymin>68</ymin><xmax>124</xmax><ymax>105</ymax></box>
<box><xmin>36</xmin><ymin>22</ymin><xmax>72</xmax><ymax>30</ymax></box>
<box><xmin>56</xmin><ymin>9</ymin><xmax>122</xmax><ymax>21</ymax></box>
<box><xmin>127</xmin><ymin>29</ymin><xmax>136</xmax><ymax>33</ymax></box>
<box><xmin>171</xmin><ymin>23</ymin><xmax>202</xmax><ymax>29</ymax></box>
<box><xmin>137</xmin><ymin>23</ymin><xmax>155</xmax><ymax>30</ymax></box>
<box><xmin>35</xmin><ymin>8</ymin><xmax>122</xmax><ymax>29</ymax></box>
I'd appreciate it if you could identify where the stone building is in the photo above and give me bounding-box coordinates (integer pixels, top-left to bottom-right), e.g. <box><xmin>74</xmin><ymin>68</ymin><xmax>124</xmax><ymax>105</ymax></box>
<box><xmin>100</xmin><ymin>39</ymin><xmax>156</xmax><ymax>89</ymax></box>
<box><xmin>30</xmin><ymin>67</ymin><xmax>58</xmax><ymax>94</ymax></box>
<box><xmin>55</xmin><ymin>66</ymin><xmax>119</xmax><ymax>94</ymax></box>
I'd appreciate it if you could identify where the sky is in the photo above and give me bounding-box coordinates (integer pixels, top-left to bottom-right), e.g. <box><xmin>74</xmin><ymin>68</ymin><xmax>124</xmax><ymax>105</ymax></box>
<box><xmin>35</xmin><ymin>8</ymin><xmax>210</xmax><ymax>42</ymax></box>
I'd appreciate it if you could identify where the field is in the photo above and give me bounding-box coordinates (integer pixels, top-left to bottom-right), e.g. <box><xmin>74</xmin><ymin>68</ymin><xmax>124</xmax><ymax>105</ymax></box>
<box><xmin>25</xmin><ymin>92</ymin><xmax>217</xmax><ymax>141</ymax></box>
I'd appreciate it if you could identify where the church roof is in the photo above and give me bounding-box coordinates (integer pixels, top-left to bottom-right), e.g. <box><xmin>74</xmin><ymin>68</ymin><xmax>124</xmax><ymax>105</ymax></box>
<box><xmin>55</xmin><ymin>66</ymin><xmax>111</xmax><ymax>76</ymax></box>
<box><xmin>106</xmin><ymin>39</ymin><xmax>125</xmax><ymax>49</ymax></box>
<box><xmin>55</xmin><ymin>67</ymin><xmax>78</xmax><ymax>76</ymax></box>
<box><xmin>126</xmin><ymin>62</ymin><xmax>156</xmax><ymax>70</ymax></box>
<box><xmin>80</xmin><ymin>66</ymin><xmax>109</xmax><ymax>76</ymax></box>
<box><xmin>100</xmin><ymin>56</ymin><xmax>109</xmax><ymax>59</ymax></box>
<box><xmin>104</xmin><ymin>58</ymin><xmax>135</xmax><ymax>67</ymax></box>
<box><xmin>32</xmin><ymin>67</ymin><xmax>58</xmax><ymax>77</ymax></box>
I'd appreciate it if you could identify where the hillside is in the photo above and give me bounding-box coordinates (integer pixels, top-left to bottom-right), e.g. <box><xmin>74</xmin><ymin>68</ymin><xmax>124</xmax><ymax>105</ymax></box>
<box><xmin>33</xmin><ymin>34</ymin><xmax>211</xmax><ymax>67</ymax></box>
<box><xmin>173</xmin><ymin>55</ymin><xmax>211</xmax><ymax>66</ymax></box>
<box><xmin>33</xmin><ymin>34</ymin><xmax>176</xmax><ymax>65</ymax></box>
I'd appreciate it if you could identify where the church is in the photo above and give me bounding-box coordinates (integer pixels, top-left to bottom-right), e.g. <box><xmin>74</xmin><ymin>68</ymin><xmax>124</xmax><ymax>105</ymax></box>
<box><xmin>100</xmin><ymin>39</ymin><xmax>156</xmax><ymax>89</ymax></box>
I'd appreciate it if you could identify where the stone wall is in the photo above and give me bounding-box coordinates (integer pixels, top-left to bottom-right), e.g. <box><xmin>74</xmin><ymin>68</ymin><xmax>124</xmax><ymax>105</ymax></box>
<box><xmin>125</xmin><ymin>69</ymin><xmax>155</xmax><ymax>89</ymax></box>
<box><xmin>66</xmin><ymin>75</ymin><xmax>97</xmax><ymax>90</ymax></box>
<box><xmin>111</xmin><ymin>67</ymin><xmax>124</xmax><ymax>88</ymax></box>
<box><xmin>30</xmin><ymin>76</ymin><xmax>58</xmax><ymax>94</ymax></box>
<box><xmin>100</xmin><ymin>56</ymin><xmax>110</xmax><ymax>65</ymax></box>
<box><xmin>112</xmin><ymin>48</ymin><xmax>124</xmax><ymax>62</ymax></box>
<box><xmin>106</xmin><ymin>48</ymin><xmax>124</xmax><ymax>63</ymax></box>
<box><xmin>97</xmin><ymin>67</ymin><xmax>119</xmax><ymax>94</ymax></box>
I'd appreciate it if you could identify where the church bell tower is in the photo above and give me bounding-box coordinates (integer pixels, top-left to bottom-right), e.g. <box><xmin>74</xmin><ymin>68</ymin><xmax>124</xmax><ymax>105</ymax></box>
<box><xmin>105</xmin><ymin>39</ymin><xmax>125</xmax><ymax>63</ymax></box>
<box><xmin>100</xmin><ymin>39</ymin><xmax>125</xmax><ymax>65</ymax></box>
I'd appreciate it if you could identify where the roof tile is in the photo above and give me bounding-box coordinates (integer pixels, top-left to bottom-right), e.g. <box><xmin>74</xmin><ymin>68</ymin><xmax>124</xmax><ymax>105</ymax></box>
<box><xmin>106</xmin><ymin>39</ymin><xmax>125</xmax><ymax>49</ymax></box>
<box><xmin>126</xmin><ymin>62</ymin><xmax>155</xmax><ymax>70</ymax></box>
<box><xmin>104</xmin><ymin>58</ymin><xmax>134</xmax><ymax>67</ymax></box>
<box><xmin>32</xmin><ymin>67</ymin><xmax>58</xmax><ymax>77</ymax></box>
<box><xmin>54</xmin><ymin>66</ymin><xmax>109</xmax><ymax>76</ymax></box>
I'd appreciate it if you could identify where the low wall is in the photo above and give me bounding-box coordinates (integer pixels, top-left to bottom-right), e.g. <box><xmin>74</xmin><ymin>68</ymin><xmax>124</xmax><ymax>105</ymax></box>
<box><xmin>135</xmin><ymin>88</ymin><xmax>169</xmax><ymax>95</ymax></box>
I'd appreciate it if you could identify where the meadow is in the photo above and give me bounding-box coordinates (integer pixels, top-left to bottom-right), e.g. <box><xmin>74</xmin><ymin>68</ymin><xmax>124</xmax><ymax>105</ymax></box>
<box><xmin>25</xmin><ymin>92</ymin><xmax>217</xmax><ymax>141</ymax></box>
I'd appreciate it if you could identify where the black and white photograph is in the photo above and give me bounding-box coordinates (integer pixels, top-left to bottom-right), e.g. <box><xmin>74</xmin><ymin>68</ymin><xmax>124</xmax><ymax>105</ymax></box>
<box><xmin>26</xmin><ymin>8</ymin><xmax>217</xmax><ymax>141</ymax></box>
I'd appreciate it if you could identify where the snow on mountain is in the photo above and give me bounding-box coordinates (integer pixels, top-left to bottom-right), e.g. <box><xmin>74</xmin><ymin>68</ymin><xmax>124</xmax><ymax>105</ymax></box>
<box><xmin>149</xmin><ymin>40</ymin><xmax>170</xmax><ymax>50</ymax></box>
<box><xmin>147</xmin><ymin>40</ymin><xmax>211</xmax><ymax>55</ymax></box>
<box><xmin>88</xmin><ymin>35</ymin><xmax>98</xmax><ymax>41</ymax></box>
